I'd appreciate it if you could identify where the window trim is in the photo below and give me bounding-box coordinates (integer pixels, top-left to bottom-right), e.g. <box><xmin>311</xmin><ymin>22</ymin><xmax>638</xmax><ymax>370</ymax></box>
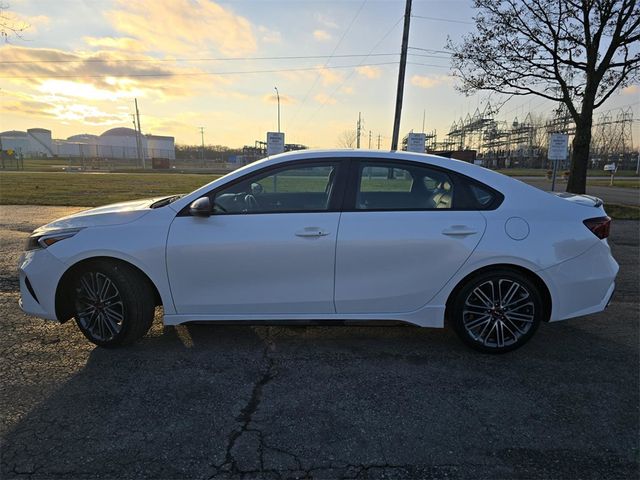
<box><xmin>177</xmin><ymin>158</ymin><xmax>351</xmax><ymax>217</ymax></box>
<box><xmin>342</xmin><ymin>158</ymin><xmax>504</xmax><ymax>212</ymax></box>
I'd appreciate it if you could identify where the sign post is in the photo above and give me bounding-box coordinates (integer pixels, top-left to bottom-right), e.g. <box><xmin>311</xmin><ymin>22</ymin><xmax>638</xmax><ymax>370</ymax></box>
<box><xmin>604</xmin><ymin>163</ymin><xmax>617</xmax><ymax>186</ymax></box>
<box><xmin>547</xmin><ymin>133</ymin><xmax>569</xmax><ymax>192</ymax></box>
<box><xmin>406</xmin><ymin>132</ymin><xmax>426</xmax><ymax>153</ymax></box>
<box><xmin>266</xmin><ymin>132</ymin><xmax>285</xmax><ymax>156</ymax></box>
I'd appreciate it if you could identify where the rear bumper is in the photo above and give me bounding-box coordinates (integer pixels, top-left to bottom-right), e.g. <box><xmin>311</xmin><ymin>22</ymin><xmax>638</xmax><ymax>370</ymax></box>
<box><xmin>540</xmin><ymin>241</ymin><xmax>619</xmax><ymax>322</ymax></box>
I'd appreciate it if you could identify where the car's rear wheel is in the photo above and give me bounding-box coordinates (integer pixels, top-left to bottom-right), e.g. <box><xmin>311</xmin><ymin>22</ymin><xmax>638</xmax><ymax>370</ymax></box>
<box><xmin>451</xmin><ymin>269</ymin><xmax>543</xmax><ymax>353</ymax></box>
<box><xmin>72</xmin><ymin>261</ymin><xmax>155</xmax><ymax>347</ymax></box>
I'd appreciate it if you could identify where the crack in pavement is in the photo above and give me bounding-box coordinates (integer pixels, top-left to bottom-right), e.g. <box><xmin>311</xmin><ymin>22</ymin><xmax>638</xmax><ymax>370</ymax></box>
<box><xmin>214</xmin><ymin>328</ymin><xmax>278</xmax><ymax>477</ymax></box>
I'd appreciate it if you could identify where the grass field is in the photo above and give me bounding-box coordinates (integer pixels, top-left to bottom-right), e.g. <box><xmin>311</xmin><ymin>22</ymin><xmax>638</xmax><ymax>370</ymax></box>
<box><xmin>0</xmin><ymin>172</ymin><xmax>219</xmax><ymax>206</ymax></box>
<box><xmin>586</xmin><ymin>179</ymin><xmax>640</xmax><ymax>189</ymax></box>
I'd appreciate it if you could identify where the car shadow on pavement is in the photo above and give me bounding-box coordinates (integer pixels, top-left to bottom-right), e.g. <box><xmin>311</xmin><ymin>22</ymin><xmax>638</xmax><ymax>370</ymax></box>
<box><xmin>1</xmin><ymin>316</ymin><xmax>638</xmax><ymax>479</ymax></box>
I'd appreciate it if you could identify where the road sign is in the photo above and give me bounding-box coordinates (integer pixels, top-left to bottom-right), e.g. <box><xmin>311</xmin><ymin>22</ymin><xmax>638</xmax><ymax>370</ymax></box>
<box><xmin>548</xmin><ymin>133</ymin><xmax>569</xmax><ymax>161</ymax></box>
<box><xmin>266</xmin><ymin>132</ymin><xmax>285</xmax><ymax>156</ymax></box>
<box><xmin>406</xmin><ymin>133</ymin><xmax>426</xmax><ymax>153</ymax></box>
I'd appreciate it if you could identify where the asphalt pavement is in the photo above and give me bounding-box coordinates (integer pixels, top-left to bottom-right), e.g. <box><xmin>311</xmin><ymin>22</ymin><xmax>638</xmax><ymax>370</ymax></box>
<box><xmin>0</xmin><ymin>206</ymin><xmax>638</xmax><ymax>479</ymax></box>
<box><xmin>515</xmin><ymin>176</ymin><xmax>640</xmax><ymax>206</ymax></box>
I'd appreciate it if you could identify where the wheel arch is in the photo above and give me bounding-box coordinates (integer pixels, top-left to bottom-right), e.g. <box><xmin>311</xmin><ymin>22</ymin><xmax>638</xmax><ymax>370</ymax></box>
<box><xmin>444</xmin><ymin>263</ymin><xmax>552</xmax><ymax>325</ymax></box>
<box><xmin>55</xmin><ymin>256</ymin><xmax>163</xmax><ymax>323</ymax></box>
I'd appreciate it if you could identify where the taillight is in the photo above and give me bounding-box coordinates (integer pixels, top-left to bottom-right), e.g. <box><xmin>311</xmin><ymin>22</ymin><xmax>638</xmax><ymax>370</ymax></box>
<box><xmin>583</xmin><ymin>216</ymin><xmax>611</xmax><ymax>239</ymax></box>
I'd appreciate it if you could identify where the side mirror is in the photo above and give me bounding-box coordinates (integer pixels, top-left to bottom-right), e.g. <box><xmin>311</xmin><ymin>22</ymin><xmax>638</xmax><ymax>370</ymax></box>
<box><xmin>189</xmin><ymin>196</ymin><xmax>211</xmax><ymax>217</ymax></box>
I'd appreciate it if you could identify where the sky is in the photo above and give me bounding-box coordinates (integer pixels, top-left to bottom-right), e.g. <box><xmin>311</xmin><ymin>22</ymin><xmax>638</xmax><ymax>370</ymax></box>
<box><xmin>0</xmin><ymin>0</ymin><xmax>638</xmax><ymax>149</ymax></box>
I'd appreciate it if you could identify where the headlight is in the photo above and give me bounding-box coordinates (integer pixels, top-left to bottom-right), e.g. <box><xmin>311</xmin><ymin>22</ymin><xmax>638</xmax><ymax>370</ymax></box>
<box><xmin>25</xmin><ymin>229</ymin><xmax>83</xmax><ymax>251</ymax></box>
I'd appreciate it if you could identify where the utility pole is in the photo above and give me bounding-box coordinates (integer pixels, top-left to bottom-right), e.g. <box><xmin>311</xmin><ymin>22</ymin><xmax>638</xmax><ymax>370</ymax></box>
<box><xmin>274</xmin><ymin>86</ymin><xmax>281</xmax><ymax>133</ymax></box>
<box><xmin>422</xmin><ymin>109</ymin><xmax>426</xmax><ymax>133</ymax></box>
<box><xmin>135</xmin><ymin>98</ymin><xmax>145</xmax><ymax>169</ymax></box>
<box><xmin>390</xmin><ymin>0</ymin><xmax>412</xmax><ymax>151</ymax></box>
<box><xmin>377</xmin><ymin>134</ymin><xmax>381</xmax><ymax>150</ymax></box>
<box><xmin>356</xmin><ymin>112</ymin><xmax>362</xmax><ymax>149</ymax></box>
<box><xmin>368</xmin><ymin>130</ymin><xmax>372</xmax><ymax>149</ymax></box>
<box><xmin>200</xmin><ymin>127</ymin><xmax>205</xmax><ymax>164</ymax></box>
<box><xmin>132</xmin><ymin>114</ymin><xmax>142</xmax><ymax>164</ymax></box>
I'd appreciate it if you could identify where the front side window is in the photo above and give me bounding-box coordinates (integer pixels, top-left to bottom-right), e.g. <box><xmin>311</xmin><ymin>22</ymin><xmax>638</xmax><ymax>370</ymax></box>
<box><xmin>213</xmin><ymin>162</ymin><xmax>338</xmax><ymax>214</ymax></box>
<box><xmin>356</xmin><ymin>162</ymin><xmax>454</xmax><ymax>210</ymax></box>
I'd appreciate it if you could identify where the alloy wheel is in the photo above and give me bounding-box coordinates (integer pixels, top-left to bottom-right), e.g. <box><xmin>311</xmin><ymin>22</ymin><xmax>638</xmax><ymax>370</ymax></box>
<box><xmin>75</xmin><ymin>271</ymin><xmax>124</xmax><ymax>342</ymax></box>
<box><xmin>462</xmin><ymin>278</ymin><xmax>535</xmax><ymax>348</ymax></box>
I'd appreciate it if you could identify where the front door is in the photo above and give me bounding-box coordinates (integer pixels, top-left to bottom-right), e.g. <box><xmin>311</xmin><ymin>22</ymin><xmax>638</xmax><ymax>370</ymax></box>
<box><xmin>166</xmin><ymin>160</ymin><xmax>345</xmax><ymax>315</ymax></box>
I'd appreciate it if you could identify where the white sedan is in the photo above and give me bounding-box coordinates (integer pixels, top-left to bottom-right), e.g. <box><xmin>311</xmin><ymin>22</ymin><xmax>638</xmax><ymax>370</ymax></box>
<box><xmin>18</xmin><ymin>150</ymin><xmax>618</xmax><ymax>353</ymax></box>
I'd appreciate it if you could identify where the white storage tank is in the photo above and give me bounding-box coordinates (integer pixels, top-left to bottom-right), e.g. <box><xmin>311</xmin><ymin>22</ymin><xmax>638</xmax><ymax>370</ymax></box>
<box><xmin>99</xmin><ymin>127</ymin><xmax>145</xmax><ymax>159</ymax></box>
<box><xmin>27</xmin><ymin>128</ymin><xmax>53</xmax><ymax>157</ymax></box>
<box><xmin>0</xmin><ymin>130</ymin><xmax>30</xmax><ymax>155</ymax></box>
<box><xmin>146</xmin><ymin>134</ymin><xmax>176</xmax><ymax>159</ymax></box>
<box><xmin>67</xmin><ymin>134</ymin><xmax>99</xmax><ymax>157</ymax></box>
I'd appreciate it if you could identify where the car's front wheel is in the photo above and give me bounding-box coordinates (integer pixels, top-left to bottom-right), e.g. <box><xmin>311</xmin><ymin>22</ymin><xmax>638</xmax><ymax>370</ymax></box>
<box><xmin>72</xmin><ymin>261</ymin><xmax>155</xmax><ymax>347</ymax></box>
<box><xmin>451</xmin><ymin>269</ymin><xmax>543</xmax><ymax>353</ymax></box>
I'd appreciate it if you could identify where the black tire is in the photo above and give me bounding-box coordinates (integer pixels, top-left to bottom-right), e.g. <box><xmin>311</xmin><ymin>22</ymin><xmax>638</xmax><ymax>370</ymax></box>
<box><xmin>72</xmin><ymin>260</ymin><xmax>155</xmax><ymax>348</ymax></box>
<box><xmin>451</xmin><ymin>268</ymin><xmax>543</xmax><ymax>354</ymax></box>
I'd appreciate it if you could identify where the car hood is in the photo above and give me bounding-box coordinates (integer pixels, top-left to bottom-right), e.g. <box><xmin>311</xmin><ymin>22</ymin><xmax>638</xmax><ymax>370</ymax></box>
<box><xmin>33</xmin><ymin>197</ymin><xmax>164</xmax><ymax>235</ymax></box>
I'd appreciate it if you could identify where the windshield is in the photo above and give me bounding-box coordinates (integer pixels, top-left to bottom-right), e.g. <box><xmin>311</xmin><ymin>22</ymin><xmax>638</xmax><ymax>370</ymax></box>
<box><xmin>150</xmin><ymin>194</ymin><xmax>185</xmax><ymax>209</ymax></box>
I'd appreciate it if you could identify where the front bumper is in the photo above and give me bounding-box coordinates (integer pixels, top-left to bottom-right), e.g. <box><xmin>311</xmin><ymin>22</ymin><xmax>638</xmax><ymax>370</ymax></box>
<box><xmin>18</xmin><ymin>249</ymin><xmax>68</xmax><ymax>321</ymax></box>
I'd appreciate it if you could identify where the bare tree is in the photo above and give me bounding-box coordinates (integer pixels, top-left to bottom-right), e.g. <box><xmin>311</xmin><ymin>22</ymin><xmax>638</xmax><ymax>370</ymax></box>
<box><xmin>337</xmin><ymin>129</ymin><xmax>357</xmax><ymax>149</ymax></box>
<box><xmin>448</xmin><ymin>0</ymin><xmax>639</xmax><ymax>193</ymax></box>
<box><xmin>0</xmin><ymin>2</ymin><xmax>28</xmax><ymax>41</ymax></box>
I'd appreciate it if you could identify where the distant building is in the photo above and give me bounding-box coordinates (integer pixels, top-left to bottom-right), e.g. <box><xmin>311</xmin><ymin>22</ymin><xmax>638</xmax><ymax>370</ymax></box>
<box><xmin>0</xmin><ymin>128</ymin><xmax>53</xmax><ymax>157</ymax></box>
<box><xmin>1</xmin><ymin>126</ymin><xmax>175</xmax><ymax>160</ymax></box>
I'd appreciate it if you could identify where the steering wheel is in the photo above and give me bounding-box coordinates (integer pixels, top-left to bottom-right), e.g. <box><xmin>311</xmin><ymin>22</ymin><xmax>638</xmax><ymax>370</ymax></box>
<box><xmin>244</xmin><ymin>194</ymin><xmax>259</xmax><ymax>212</ymax></box>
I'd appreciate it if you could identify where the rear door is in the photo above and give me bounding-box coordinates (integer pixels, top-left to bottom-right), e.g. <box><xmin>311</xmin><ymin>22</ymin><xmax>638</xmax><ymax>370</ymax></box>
<box><xmin>334</xmin><ymin>159</ymin><xmax>487</xmax><ymax>314</ymax></box>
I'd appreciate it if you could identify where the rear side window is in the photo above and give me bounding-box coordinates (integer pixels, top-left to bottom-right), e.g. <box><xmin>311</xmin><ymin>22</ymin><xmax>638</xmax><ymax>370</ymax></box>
<box><xmin>469</xmin><ymin>184</ymin><xmax>495</xmax><ymax>207</ymax></box>
<box><xmin>451</xmin><ymin>175</ymin><xmax>503</xmax><ymax>210</ymax></box>
<box><xmin>355</xmin><ymin>162</ymin><xmax>455</xmax><ymax>210</ymax></box>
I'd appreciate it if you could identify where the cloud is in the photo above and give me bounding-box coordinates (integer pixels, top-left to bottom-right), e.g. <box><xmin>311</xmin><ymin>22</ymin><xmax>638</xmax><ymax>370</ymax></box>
<box><xmin>84</xmin><ymin>36</ymin><xmax>146</xmax><ymax>52</ymax></box>
<box><xmin>0</xmin><ymin>89</ymin><xmax>127</xmax><ymax>126</ymax></box>
<box><xmin>263</xmin><ymin>93</ymin><xmax>296</xmax><ymax>105</ymax></box>
<box><xmin>313</xmin><ymin>30</ymin><xmax>332</xmax><ymax>42</ymax></box>
<box><xmin>340</xmin><ymin>86</ymin><xmax>354</xmax><ymax>94</ymax></box>
<box><xmin>314</xmin><ymin>93</ymin><xmax>336</xmax><ymax>105</ymax></box>
<box><xmin>356</xmin><ymin>66</ymin><xmax>381</xmax><ymax>79</ymax></box>
<box><xmin>317</xmin><ymin>67</ymin><xmax>343</xmax><ymax>86</ymax></box>
<box><xmin>622</xmin><ymin>85</ymin><xmax>639</xmax><ymax>95</ymax></box>
<box><xmin>258</xmin><ymin>26</ymin><xmax>282</xmax><ymax>44</ymax></box>
<box><xmin>315</xmin><ymin>14</ymin><xmax>339</xmax><ymax>29</ymax></box>
<box><xmin>0</xmin><ymin>45</ymin><xmax>227</xmax><ymax>99</ymax></box>
<box><xmin>410</xmin><ymin>74</ymin><xmax>453</xmax><ymax>89</ymax></box>
<box><xmin>107</xmin><ymin>0</ymin><xmax>256</xmax><ymax>56</ymax></box>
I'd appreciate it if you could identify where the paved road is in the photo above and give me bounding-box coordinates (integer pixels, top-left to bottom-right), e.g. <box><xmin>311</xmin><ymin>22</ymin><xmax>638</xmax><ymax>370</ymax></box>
<box><xmin>516</xmin><ymin>177</ymin><xmax>639</xmax><ymax>206</ymax></box>
<box><xmin>0</xmin><ymin>207</ymin><xmax>638</xmax><ymax>479</ymax></box>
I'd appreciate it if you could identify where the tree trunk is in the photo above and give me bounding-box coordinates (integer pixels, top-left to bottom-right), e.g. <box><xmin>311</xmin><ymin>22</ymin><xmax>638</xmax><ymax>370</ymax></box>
<box><xmin>566</xmin><ymin>112</ymin><xmax>593</xmax><ymax>194</ymax></box>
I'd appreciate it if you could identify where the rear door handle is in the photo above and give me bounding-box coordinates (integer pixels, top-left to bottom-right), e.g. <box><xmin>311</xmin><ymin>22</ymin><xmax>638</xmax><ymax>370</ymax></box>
<box><xmin>442</xmin><ymin>226</ymin><xmax>478</xmax><ymax>237</ymax></box>
<box><xmin>295</xmin><ymin>227</ymin><xmax>330</xmax><ymax>237</ymax></box>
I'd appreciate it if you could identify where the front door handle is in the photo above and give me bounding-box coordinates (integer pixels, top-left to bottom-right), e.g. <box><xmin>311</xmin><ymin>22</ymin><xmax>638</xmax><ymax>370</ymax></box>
<box><xmin>295</xmin><ymin>227</ymin><xmax>330</xmax><ymax>238</ymax></box>
<box><xmin>442</xmin><ymin>225</ymin><xmax>478</xmax><ymax>237</ymax></box>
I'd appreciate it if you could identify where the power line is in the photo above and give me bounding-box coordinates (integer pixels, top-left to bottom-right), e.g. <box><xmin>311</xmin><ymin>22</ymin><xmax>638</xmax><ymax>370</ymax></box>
<box><xmin>0</xmin><ymin>61</ymin><xmax>400</xmax><ymax>80</ymax></box>
<box><xmin>406</xmin><ymin>62</ymin><xmax>451</xmax><ymax>69</ymax></box>
<box><xmin>0</xmin><ymin>52</ymin><xmax>399</xmax><ymax>65</ymax></box>
<box><xmin>289</xmin><ymin>0</ymin><xmax>369</xmax><ymax>124</ymax></box>
<box><xmin>408</xmin><ymin>46</ymin><xmax>452</xmax><ymax>55</ymax></box>
<box><xmin>411</xmin><ymin>15</ymin><xmax>473</xmax><ymax>25</ymax></box>
<box><xmin>304</xmin><ymin>15</ymin><xmax>405</xmax><ymax>124</ymax></box>
<box><xmin>407</xmin><ymin>53</ymin><xmax>451</xmax><ymax>60</ymax></box>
